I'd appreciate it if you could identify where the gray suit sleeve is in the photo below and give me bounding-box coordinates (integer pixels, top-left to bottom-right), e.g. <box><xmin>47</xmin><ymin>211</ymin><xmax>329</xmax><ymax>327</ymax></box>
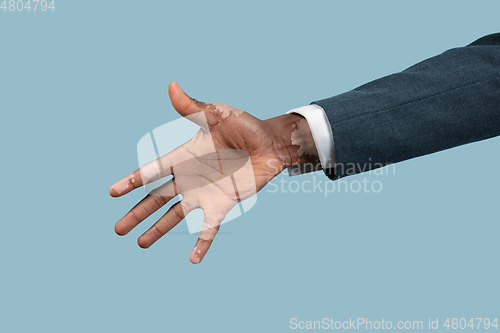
<box><xmin>313</xmin><ymin>33</ymin><xmax>500</xmax><ymax>179</ymax></box>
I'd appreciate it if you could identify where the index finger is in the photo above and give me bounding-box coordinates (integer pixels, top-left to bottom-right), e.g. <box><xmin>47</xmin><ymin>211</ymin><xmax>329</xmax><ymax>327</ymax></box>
<box><xmin>109</xmin><ymin>153</ymin><xmax>176</xmax><ymax>197</ymax></box>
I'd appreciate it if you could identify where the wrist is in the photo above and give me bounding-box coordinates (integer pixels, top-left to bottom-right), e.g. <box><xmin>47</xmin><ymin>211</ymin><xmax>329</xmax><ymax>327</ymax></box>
<box><xmin>265</xmin><ymin>113</ymin><xmax>320</xmax><ymax>169</ymax></box>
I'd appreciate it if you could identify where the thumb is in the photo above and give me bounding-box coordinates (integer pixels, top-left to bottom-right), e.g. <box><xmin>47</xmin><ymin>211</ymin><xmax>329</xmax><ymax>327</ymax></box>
<box><xmin>168</xmin><ymin>81</ymin><xmax>203</xmax><ymax>117</ymax></box>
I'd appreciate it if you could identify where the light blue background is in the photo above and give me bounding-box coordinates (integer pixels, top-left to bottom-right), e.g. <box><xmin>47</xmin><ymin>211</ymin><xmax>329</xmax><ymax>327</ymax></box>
<box><xmin>1</xmin><ymin>1</ymin><xmax>499</xmax><ymax>332</ymax></box>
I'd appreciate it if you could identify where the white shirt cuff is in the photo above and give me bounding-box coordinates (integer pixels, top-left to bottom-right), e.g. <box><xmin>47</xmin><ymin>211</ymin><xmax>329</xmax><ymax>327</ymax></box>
<box><xmin>286</xmin><ymin>104</ymin><xmax>335</xmax><ymax>176</ymax></box>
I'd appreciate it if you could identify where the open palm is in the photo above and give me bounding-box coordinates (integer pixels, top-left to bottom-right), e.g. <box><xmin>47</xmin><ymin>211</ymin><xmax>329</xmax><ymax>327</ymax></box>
<box><xmin>109</xmin><ymin>82</ymin><xmax>290</xmax><ymax>263</ymax></box>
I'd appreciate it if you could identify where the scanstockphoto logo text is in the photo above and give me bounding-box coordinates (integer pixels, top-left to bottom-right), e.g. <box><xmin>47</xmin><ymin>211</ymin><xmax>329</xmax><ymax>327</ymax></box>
<box><xmin>267</xmin><ymin>161</ymin><xmax>396</xmax><ymax>196</ymax></box>
<box><xmin>290</xmin><ymin>317</ymin><xmax>499</xmax><ymax>331</ymax></box>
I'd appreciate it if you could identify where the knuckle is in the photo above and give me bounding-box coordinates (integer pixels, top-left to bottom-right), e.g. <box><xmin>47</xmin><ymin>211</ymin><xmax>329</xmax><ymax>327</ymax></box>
<box><xmin>151</xmin><ymin>194</ymin><xmax>167</xmax><ymax>208</ymax></box>
<box><xmin>151</xmin><ymin>223</ymin><xmax>164</xmax><ymax>238</ymax></box>
<box><xmin>171</xmin><ymin>202</ymin><xmax>186</xmax><ymax>220</ymax></box>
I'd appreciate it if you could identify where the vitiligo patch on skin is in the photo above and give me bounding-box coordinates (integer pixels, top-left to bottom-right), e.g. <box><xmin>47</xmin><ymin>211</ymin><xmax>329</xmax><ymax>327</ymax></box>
<box><xmin>192</xmin><ymin>101</ymin><xmax>244</xmax><ymax>127</ymax></box>
<box><xmin>140</xmin><ymin>159</ymin><xmax>161</xmax><ymax>185</ymax></box>
<box><xmin>213</xmin><ymin>102</ymin><xmax>244</xmax><ymax>119</ymax></box>
<box><xmin>290</xmin><ymin>118</ymin><xmax>317</xmax><ymax>164</ymax></box>
<box><xmin>112</xmin><ymin>174</ymin><xmax>135</xmax><ymax>196</ymax></box>
<box><xmin>190</xmin><ymin>245</ymin><xmax>203</xmax><ymax>264</ymax></box>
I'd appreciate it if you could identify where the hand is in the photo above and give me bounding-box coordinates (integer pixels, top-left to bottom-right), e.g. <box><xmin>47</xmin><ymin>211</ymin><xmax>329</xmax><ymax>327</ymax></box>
<box><xmin>109</xmin><ymin>82</ymin><xmax>319</xmax><ymax>264</ymax></box>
